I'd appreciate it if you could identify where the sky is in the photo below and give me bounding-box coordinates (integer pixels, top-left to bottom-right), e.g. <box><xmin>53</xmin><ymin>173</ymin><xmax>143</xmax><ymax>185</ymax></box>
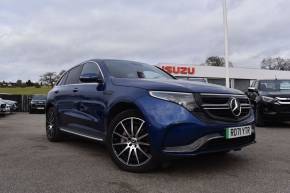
<box><xmin>1</xmin><ymin>0</ymin><xmax>290</xmax><ymax>82</ymax></box>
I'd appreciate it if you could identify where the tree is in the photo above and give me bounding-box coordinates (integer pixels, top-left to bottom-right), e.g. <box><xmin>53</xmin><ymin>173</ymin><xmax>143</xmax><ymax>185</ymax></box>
<box><xmin>205</xmin><ymin>56</ymin><xmax>233</xmax><ymax>67</ymax></box>
<box><xmin>39</xmin><ymin>70</ymin><xmax>66</xmax><ymax>86</ymax></box>
<box><xmin>40</xmin><ymin>72</ymin><xmax>58</xmax><ymax>86</ymax></box>
<box><xmin>57</xmin><ymin>70</ymin><xmax>66</xmax><ymax>79</ymax></box>
<box><xmin>26</xmin><ymin>80</ymin><xmax>34</xmax><ymax>87</ymax></box>
<box><xmin>261</xmin><ymin>57</ymin><xmax>290</xmax><ymax>71</ymax></box>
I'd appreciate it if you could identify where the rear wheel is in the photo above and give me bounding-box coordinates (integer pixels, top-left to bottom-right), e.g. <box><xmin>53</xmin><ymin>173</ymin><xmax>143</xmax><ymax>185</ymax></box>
<box><xmin>46</xmin><ymin>107</ymin><xmax>62</xmax><ymax>142</ymax></box>
<box><xmin>107</xmin><ymin>110</ymin><xmax>157</xmax><ymax>172</ymax></box>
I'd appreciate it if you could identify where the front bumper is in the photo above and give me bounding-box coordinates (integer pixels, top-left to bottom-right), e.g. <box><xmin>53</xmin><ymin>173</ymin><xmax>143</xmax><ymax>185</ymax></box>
<box><xmin>135</xmin><ymin>95</ymin><xmax>256</xmax><ymax>157</ymax></box>
<box><xmin>163</xmin><ymin>133</ymin><xmax>255</xmax><ymax>156</ymax></box>
<box><xmin>30</xmin><ymin>104</ymin><xmax>46</xmax><ymax>110</ymax></box>
<box><xmin>260</xmin><ymin>102</ymin><xmax>290</xmax><ymax>120</ymax></box>
<box><xmin>0</xmin><ymin>109</ymin><xmax>10</xmax><ymax>115</ymax></box>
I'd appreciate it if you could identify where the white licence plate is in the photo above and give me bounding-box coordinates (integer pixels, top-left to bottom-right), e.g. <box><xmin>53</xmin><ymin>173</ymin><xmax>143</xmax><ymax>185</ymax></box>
<box><xmin>225</xmin><ymin>125</ymin><xmax>252</xmax><ymax>139</ymax></box>
<box><xmin>37</xmin><ymin>107</ymin><xmax>45</xmax><ymax>110</ymax></box>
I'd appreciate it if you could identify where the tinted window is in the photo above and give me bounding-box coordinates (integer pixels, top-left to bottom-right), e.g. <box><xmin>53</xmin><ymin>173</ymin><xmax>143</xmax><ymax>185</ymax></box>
<box><xmin>259</xmin><ymin>80</ymin><xmax>290</xmax><ymax>91</ymax></box>
<box><xmin>254</xmin><ymin>81</ymin><xmax>259</xmax><ymax>88</ymax></box>
<box><xmin>81</xmin><ymin>62</ymin><xmax>102</xmax><ymax>78</ymax></box>
<box><xmin>104</xmin><ymin>60</ymin><xmax>173</xmax><ymax>80</ymax></box>
<box><xmin>65</xmin><ymin>65</ymin><xmax>82</xmax><ymax>85</ymax></box>
<box><xmin>57</xmin><ymin>72</ymin><xmax>68</xmax><ymax>86</ymax></box>
<box><xmin>32</xmin><ymin>95</ymin><xmax>47</xmax><ymax>100</ymax></box>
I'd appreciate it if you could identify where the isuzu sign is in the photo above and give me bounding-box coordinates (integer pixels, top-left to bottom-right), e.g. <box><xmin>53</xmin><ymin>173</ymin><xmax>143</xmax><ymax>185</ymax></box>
<box><xmin>161</xmin><ymin>65</ymin><xmax>195</xmax><ymax>75</ymax></box>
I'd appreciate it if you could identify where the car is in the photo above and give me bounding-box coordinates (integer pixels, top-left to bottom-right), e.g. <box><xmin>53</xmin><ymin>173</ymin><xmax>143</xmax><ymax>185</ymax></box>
<box><xmin>247</xmin><ymin>79</ymin><xmax>290</xmax><ymax>126</ymax></box>
<box><xmin>0</xmin><ymin>101</ymin><xmax>7</xmax><ymax>115</ymax></box>
<box><xmin>29</xmin><ymin>95</ymin><xmax>47</xmax><ymax>113</ymax></box>
<box><xmin>0</xmin><ymin>98</ymin><xmax>18</xmax><ymax>112</ymax></box>
<box><xmin>46</xmin><ymin>59</ymin><xmax>256</xmax><ymax>172</ymax></box>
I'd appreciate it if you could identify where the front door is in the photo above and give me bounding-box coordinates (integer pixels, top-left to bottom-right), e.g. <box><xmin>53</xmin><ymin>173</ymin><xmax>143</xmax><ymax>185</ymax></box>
<box><xmin>77</xmin><ymin>61</ymin><xmax>106</xmax><ymax>138</ymax></box>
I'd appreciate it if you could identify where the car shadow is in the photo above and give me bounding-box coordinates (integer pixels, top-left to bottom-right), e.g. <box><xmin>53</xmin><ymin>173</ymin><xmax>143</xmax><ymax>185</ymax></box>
<box><xmin>156</xmin><ymin>152</ymin><xmax>251</xmax><ymax>175</ymax></box>
<box><xmin>61</xmin><ymin>134</ymin><xmax>107</xmax><ymax>156</ymax></box>
<box><xmin>29</xmin><ymin>111</ymin><xmax>45</xmax><ymax>114</ymax></box>
<box><xmin>262</xmin><ymin>121</ymin><xmax>290</xmax><ymax>129</ymax></box>
<box><xmin>57</xmin><ymin>134</ymin><xmax>251</xmax><ymax>174</ymax></box>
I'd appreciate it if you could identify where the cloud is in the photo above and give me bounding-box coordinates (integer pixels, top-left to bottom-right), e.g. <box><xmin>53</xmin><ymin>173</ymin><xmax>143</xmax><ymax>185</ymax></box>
<box><xmin>0</xmin><ymin>0</ymin><xmax>290</xmax><ymax>81</ymax></box>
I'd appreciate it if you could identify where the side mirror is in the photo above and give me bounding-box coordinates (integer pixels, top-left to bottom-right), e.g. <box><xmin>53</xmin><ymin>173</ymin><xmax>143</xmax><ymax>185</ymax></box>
<box><xmin>80</xmin><ymin>73</ymin><xmax>103</xmax><ymax>83</ymax></box>
<box><xmin>248</xmin><ymin>87</ymin><xmax>257</xmax><ymax>92</ymax></box>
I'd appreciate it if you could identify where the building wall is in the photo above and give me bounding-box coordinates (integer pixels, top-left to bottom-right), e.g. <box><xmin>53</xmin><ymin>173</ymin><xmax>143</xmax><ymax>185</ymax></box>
<box><xmin>234</xmin><ymin>79</ymin><xmax>251</xmax><ymax>92</ymax></box>
<box><xmin>158</xmin><ymin>64</ymin><xmax>290</xmax><ymax>92</ymax></box>
<box><xmin>158</xmin><ymin>64</ymin><xmax>290</xmax><ymax>79</ymax></box>
<box><xmin>207</xmin><ymin>78</ymin><xmax>226</xmax><ymax>86</ymax></box>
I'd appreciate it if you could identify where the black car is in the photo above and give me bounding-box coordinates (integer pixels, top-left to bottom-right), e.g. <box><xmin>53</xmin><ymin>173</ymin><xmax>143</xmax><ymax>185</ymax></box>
<box><xmin>29</xmin><ymin>95</ymin><xmax>47</xmax><ymax>113</ymax></box>
<box><xmin>247</xmin><ymin>79</ymin><xmax>290</xmax><ymax>126</ymax></box>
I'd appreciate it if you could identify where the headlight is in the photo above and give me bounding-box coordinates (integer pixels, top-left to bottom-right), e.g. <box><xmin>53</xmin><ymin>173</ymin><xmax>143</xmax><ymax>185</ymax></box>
<box><xmin>262</xmin><ymin>96</ymin><xmax>274</xmax><ymax>103</ymax></box>
<box><xmin>149</xmin><ymin>91</ymin><xmax>196</xmax><ymax>111</ymax></box>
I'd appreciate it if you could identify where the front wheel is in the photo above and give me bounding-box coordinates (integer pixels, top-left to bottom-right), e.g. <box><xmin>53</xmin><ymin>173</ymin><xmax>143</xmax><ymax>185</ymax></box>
<box><xmin>46</xmin><ymin>107</ymin><xmax>62</xmax><ymax>142</ymax></box>
<box><xmin>107</xmin><ymin>110</ymin><xmax>158</xmax><ymax>172</ymax></box>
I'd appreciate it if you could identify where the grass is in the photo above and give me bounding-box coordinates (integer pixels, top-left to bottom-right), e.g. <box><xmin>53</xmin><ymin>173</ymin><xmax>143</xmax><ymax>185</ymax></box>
<box><xmin>0</xmin><ymin>87</ymin><xmax>52</xmax><ymax>95</ymax></box>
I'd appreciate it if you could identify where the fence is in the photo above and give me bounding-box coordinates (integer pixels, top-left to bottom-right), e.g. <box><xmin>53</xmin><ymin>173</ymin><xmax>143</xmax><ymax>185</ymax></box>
<box><xmin>0</xmin><ymin>94</ymin><xmax>32</xmax><ymax>112</ymax></box>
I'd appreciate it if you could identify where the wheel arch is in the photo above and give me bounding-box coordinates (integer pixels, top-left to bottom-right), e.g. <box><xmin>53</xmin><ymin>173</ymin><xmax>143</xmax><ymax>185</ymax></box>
<box><xmin>106</xmin><ymin>101</ymin><xmax>144</xmax><ymax>129</ymax></box>
<box><xmin>45</xmin><ymin>101</ymin><xmax>55</xmax><ymax>114</ymax></box>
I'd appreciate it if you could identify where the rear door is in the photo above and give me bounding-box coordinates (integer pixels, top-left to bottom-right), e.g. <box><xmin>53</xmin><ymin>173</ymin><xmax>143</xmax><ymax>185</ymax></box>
<box><xmin>57</xmin><ymin>65</ymin><xmax>83</xmax><ymax>129</ymax></box>
<box><xmin>52</xmin><ymin>71</ymin><xmax>68</xmax><ymax>127</ymax></box>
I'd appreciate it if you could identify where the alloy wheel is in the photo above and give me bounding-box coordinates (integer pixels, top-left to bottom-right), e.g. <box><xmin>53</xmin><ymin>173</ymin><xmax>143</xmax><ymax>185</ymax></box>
<box><xmin>46</xmin><ymin>110</ymin><xmax>55</xmax><ymax>138</ymax></box>
<box><xmin>111</xmin><ymin>117</ymin><xmax>152</xmax><ymax>167</ymax></box>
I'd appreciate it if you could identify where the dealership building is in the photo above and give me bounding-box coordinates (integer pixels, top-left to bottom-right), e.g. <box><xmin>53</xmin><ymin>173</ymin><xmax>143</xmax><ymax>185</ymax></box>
<box><xmin>158</xmin><ymin>64</ymin><xmax>290</xmax><ymax>92</ymax></box>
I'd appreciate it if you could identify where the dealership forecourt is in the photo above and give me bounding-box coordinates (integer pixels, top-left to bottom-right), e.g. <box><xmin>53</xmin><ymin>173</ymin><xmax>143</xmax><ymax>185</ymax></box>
<box><xmin>0</xmin><ymin>63</ymin><xmax>290</xmax><ymax>192</ymax></box>
<box><xmin>0</xmin><ymin>113</ymin><xmax>289</xmax><ymax>193</ymax></box>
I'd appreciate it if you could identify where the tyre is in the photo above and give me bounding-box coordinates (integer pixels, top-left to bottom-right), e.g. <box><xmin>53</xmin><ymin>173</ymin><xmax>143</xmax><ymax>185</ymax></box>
<box><xmin>107</xmin><ymin>109</ymin><xmax>158</xmax><ymax>172</ymax></box>
<box><xmin>255</xmin><ymin>107</ymin><xmax>265</xmax><ymax>127</ymax></box>
<box><xmin>46</xmin><ymin>107</ymin><xmax>63</xmax><ymax>142</ymax></box>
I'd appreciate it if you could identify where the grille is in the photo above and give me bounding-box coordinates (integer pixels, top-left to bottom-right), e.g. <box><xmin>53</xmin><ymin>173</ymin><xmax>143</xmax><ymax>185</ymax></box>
<box><xmin>276</xmin><ymin>97</ymin><xmax>290</xmax><ymax>104</ymax></box>
<box><xmin>197</xmin><ymin>93</ymin><xmax>251</xmax><ymax>122</ymax></box>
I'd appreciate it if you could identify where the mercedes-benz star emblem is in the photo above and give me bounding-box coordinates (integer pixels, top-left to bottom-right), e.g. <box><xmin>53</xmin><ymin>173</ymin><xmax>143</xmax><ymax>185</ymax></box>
<box><xmin>229</xmin><ymin>97</ymin><xmax>242</xmax><ymax>117</ymax></box>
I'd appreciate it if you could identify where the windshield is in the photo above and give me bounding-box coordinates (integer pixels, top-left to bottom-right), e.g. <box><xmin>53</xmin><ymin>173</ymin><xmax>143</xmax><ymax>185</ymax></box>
<box><xmin>32</xmin><ymin>95</ymin><xmax>47</xmax><ymax>100</ymax></box>
<box><xmin>104</xmin><ymin>60</ymin><xmax>174</xmax><ymax>80</ymax></box>
<box><xmin>259</xmin><ymin>80</ymin><xmax>290</xmax><ymax>91</ymax></box>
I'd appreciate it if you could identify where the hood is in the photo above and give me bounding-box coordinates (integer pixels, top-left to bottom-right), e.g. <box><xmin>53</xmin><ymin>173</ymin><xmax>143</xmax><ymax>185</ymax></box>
<box><xmin>31</xmin><ymin>99</ymin><xmax>46</xmax><ymax>102</ymax></box>
<box><xmin>260</xmin><ymin>90</ymin><xmax>290</xmax><ymax>98</ymax></box>
<box><xmin>111</xmin><ymin>78</ymin><xmax>243</xmax><ymax>94</ymax></box>
<box><xmin>0</xmin><ymin>99</ymin><xmax>17</xmax><ymax>105</ymax></box>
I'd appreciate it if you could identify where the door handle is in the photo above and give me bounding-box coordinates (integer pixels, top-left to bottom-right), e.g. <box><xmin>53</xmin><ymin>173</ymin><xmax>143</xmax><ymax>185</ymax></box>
<box><xmin>54</xmin><ymin>90</ymin><xmax>59</xmax><ymax>94</ymax></box>
<box><xmin>73</xmin><ymin>88</ymin><xmax>79</xmax><ymax>93</ymax></box>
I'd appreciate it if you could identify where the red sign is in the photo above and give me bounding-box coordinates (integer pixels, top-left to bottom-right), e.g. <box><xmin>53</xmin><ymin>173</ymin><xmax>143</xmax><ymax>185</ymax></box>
<box><xmin>161</xmin><ymin>65</ymin><xmax>195</xmax><ymax>75</ymax></box>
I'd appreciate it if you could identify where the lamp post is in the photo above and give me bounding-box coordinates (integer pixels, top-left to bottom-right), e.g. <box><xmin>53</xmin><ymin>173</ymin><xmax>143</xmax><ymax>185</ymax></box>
<box><xmin>223</xmin><ymin>0</ymin><xmax>230</xmax><ymax>88</ymax></box>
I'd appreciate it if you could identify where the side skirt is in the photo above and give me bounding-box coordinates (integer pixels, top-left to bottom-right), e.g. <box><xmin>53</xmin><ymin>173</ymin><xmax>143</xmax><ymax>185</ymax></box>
<box><xmin>60</xmin><ymin>128</ymin><xmax>104</xmax><ymax>142</ymax></box>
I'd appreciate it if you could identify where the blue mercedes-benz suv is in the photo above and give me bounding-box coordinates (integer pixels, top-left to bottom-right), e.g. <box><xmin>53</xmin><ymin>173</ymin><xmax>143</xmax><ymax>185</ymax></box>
<box><xmin>46</xmin><ymin>59</ymin><xmax>256</xmax><ymax>172</ymax></box>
